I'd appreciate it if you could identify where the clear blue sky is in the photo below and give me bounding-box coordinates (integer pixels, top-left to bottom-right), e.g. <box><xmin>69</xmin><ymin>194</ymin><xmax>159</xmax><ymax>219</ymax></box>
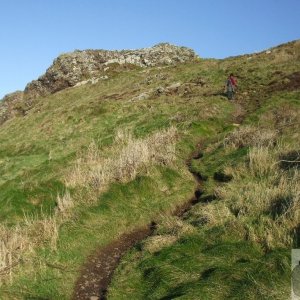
<box><xmin>0</xmin><ymin>0</ymin><xmax>299</xmax><ymax>99</ymax></box>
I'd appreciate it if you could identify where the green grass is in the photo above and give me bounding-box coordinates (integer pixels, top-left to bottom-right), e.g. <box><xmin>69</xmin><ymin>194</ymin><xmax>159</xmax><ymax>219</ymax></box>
<box><xmin>109</xmin><ymin>230</ymin><xmax>290</xmax><ymax>300</ymax></box>
<box><xmin>107</xmin><ymin>42</ymin><xmax>300</xmax><ymax>300</ymax></box>
<box><xmin>0</xmin><ymin>40</ymin><xmax>299</xmax><ymax>299</ymax></box>
<box><xmin>1</xmin><ymin>167</ymin><xmax>195</xmax><ymax>299</ymax></box>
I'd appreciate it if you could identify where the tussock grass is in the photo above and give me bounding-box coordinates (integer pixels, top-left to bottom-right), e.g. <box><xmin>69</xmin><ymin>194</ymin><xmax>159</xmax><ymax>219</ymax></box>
<box><xmin>24</xmin><ymin>213</ymin><xmax>59</xmax><ymax>251</ymax></box>
<box><xmin>156</xmin><ymin>215</ymin><xmax>196</xmax><ymax>236</ymax></box>
<box><xmin>55</xmin><ymin>190</ymin><xmax>74</xmax><ymax>216</ymax></box>
<box><xmin>224</xmin><ymin>125</ymin><xmax>277</xmax><ymax>149</ymax></box>
<box><xmin>142</xmin><ymin>235</ymin><xmax>178</xmax><ymax>253</ymax></box>
<box><xmin>215</xmin><ymin>142</ymin><xmax>300</xmax><ymax>250</ymax></box>
<box><xmin>187</xmin><ymin>201</ymin><xmax>233</xmax><ymax>227</ymax></box>
<box><xmin>0</xmin><ymin>212</ymin><xmax>60</xmax><ymax>284</ymax></box>
<box><xmin>107</xmin><ymin>41</ymin><xmax>300</xmax><ymax>300</ymax></box>
<box><xmin>0</xmin><ymin>225</ymin><xmax>30</xmax><ymax>282</ymax></box>
<box><xmin>66</xmin><ymin>126</ymin><xmax>178</xmax><ymax>193</ymax></box>
<box><xmin>1</xmin><ymin>40</ymin><xmax>300</xmax><ymax>298</ymax></box>
<box><xmin>248</xmin><ymin>146</ymin><xmax>277</xmax><ymax>177</ymax></box>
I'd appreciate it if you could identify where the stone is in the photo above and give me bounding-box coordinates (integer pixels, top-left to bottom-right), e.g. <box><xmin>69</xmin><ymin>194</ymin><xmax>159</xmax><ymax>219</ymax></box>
<box><xmin>24</xmin><ymin>43</ymin><xmax>198</xmax><ymax>100</ymax></box>
<box><xmin>130</xmin><ymin>92</ymin><xmax>151</xmax><ymax>101</ymax></box>
<box><xmin>0</xmin><ymin>91</ymin><xmax>24</xmax><ymax>124</ymax></box>
<box><xmin>155</xmin><ymin>87</ymin><xmax>166</xmax><ymax>94</ymax></box>
<box><xmin>167</xmin><ymin>82</ymin><xmax>181</xmax><ymax>90</ymax></box>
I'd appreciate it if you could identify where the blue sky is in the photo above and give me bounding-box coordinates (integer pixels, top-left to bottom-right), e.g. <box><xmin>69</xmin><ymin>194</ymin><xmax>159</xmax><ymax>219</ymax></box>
<box><xmin>0</xmin><ymin>0</ymin><xmax>299</xmax><ymax>99</ymax></box>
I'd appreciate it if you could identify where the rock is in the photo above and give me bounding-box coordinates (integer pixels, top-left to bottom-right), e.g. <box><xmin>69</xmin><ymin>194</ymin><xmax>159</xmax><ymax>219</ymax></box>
<box><xmin>74</xmin><ymin>80</ymin><xmax>89</xmax><ymax>87</ymax></box>
<box><xmin>0</xmin><ymin>91</ymin><xmax>24</xmax><ymax>124</ymax></box>
<box><xmin>167</xmin><ymin>82</ymin><xmax>181</xmax><ymax>92</ymax></box>
<box><xmin>24</xmin><ymin>43</ymin><xmax>198</xmax><ymax>100</ymax></box>
<box><xmin>192</xmin><ymin>77</ymin><xmax>207</xmax><ymax>86</ymax></box>
<box><xmin>155</xmin><ymin>87</ymin><xmax>166</xmax><ymax>94</ymax></box>
<box><xmin>130</xmin><ymin>92</ymin><xmax>151</xmax><ymax>101</ymax></box>
<box><xmin>99</xmin><ymin>75</ymin><xmax>108</xmax><ymax>80</ymax></box>
<box><xmin>153</xmin><ymin>83</ymin><xmax>182</xmax><ymax>97</ymax></box>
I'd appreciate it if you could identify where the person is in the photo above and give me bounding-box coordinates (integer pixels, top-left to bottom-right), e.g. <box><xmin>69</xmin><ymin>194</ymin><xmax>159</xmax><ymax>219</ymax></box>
<box><xmin>225</xmin><ymin>73</ymin><xmax>237</xmax><ymax>100</ymax></box>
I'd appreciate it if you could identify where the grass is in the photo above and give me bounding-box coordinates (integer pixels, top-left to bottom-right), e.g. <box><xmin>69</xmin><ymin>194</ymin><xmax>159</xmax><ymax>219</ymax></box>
<box><xmin>108</xmin><ymin>128</ymin><xmax>299</xmax><ymax>300</ymax></box>
<box><xmin>0</xmin><ymin>40</ymin><xmax>299</xmax><ymax>299</ymax></box>
<box><xmin>107</xmin><ymin>41</ymin><xmax>300</xmax><ymax>300</ymax></box>
<box><xmin>0</xmin><ymin>60</ymin><xmax>232</xmax><ymax>297</ymax></box>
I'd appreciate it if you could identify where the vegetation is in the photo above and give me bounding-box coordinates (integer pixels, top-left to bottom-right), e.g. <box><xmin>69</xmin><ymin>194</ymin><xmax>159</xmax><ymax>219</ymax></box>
<box><xmin>0</xmin><ymin>40</ymin><xmax>299</xmax><ymax>299</ymax></box>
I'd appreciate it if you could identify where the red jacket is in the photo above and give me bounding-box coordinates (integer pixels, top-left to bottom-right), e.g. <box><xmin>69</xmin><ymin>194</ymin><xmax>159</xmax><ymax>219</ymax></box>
<box><xmin>229</xmin><ymin>76</ymin><xmax>237</xmax><ymax>86</ymax></box>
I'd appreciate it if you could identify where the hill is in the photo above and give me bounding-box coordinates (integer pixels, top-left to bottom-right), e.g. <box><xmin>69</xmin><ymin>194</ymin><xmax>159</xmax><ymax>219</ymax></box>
<box><xmin>0</xmin><ymin>41</ymin><xmax>299</xmax><ymax>299</ymax></box>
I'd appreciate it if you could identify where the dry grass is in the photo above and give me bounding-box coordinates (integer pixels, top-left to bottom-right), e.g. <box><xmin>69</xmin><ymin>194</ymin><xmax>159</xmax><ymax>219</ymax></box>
<box><xmin>156</xmin><ymin>215</ymin><xmax>196</xmax><ymax>236</ymax></box>
<box><xmin>215</xmin><ymin>141</ymin><xmax>300</xmax><ymax>249</ymax></box>
<box><xmin>248</xmin><ymin>146</ymin><xmax>277</xmax><ymax>177</ymax></box>
<box><xmin>55</xmin><ymin>190</ymin><xmax>74</xmax><ymax>217</ymax></box>
<box><xmin>271</xmin><ymin>41</ymin><xmax>300</xmax><ymax>63</ymax></box>
<box><xmin>24</xmin><ymin>213</ymin><xmax>60</xmax><ymax>251</ymax></box>
<box><xmin>143</xmin><ymin>215</ymin><xmax>196</xmax><ymax>253</ymax></box>
<box><xmin>0</xmin><ymin>127</ymin><xmax>178</xmax><ymax>286</ymax></box>
<box><xmin>0</xmin><ymin>225</ymin><xmax>30</xmax><ymax>282</ymax></box>
<box><xmin>142</xmin><ymin>235</ymin><xmax>178</xmax><ymax>253</ymax></box>
<box><xmin>65</xmin><ymin>126</ymin><xmax>178</xmax><ymax>194</ymax></box>
<box><xmin>188</xmin><ymin>201</ymin><xmax>233</xmax><ymax>228</ymax></box>
<box><xmin>224</xmin><ymin>126</ymin><xmax>277</xmax><ymax>149</ymax></box>
<box><xmin>0</xmin><ymin>213</ymin><xmax>60</xmax><ymax>284</ymax></box>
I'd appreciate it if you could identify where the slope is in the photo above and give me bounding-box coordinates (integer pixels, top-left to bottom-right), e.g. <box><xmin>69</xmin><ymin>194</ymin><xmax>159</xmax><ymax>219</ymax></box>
<box><xmin>0</xmin><ymin>40</ymin><xmax>299</xmax><ymax>299</ymax></box>
<box><xmin>108</xmin><ymin>42</ymin><xmax>300</xmax><ymax>300</ymax></box>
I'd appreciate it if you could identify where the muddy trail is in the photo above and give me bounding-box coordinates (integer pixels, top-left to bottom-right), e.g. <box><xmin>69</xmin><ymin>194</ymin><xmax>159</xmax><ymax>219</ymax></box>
<box><xmin>73</xmin><ymin>103</ymin><xmax>245</xmax><ymax>300</ymax></box>
<box><xmin>72</xmin><ymin>150</ymin><xmax>204</xmax><ymax>300</ymax></box>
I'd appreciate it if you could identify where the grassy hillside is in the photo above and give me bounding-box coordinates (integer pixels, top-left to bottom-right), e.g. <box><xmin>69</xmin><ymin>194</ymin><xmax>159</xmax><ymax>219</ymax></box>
<box><xmin>0</xmin><ymin>40</ymin><xmax>299</xmax><ymax>299</ymax></box>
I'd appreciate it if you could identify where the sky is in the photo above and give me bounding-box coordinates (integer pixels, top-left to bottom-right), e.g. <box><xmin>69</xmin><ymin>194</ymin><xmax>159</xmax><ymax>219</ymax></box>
<box><xmin>0</xmin><ymin>0</ymin><xmax>299</xmax><ymax>99</ymax></box>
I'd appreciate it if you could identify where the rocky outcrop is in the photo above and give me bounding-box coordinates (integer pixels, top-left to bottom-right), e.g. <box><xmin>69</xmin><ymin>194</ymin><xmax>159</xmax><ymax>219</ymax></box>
<box><xmin>0</xmin><ymin>91</ymin><xmax>24</xmax><ymax>125</ymax></box>
<box><xmin>24</xmin><ymin>43</ymin><xmax>198</xmax><ymax>99</ymax></box>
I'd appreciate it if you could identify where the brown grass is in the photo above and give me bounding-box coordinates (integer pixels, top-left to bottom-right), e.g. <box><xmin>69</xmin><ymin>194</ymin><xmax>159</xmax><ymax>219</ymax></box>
<box><xmin>0</xmin><ymin>213</ymin><xmax>60</xmax><ymax>284</ymax></box>
<box><xmin>65</xmin><ymin>126</ymin><xmax>178</xmax><ymax>194</ymax></box>
<box><xmin>215</xmin><ymin>142</ymin><xmax>300</xmax><ymax>249</ymax></box>
<box><xmin>0</xmin><ymin>225</ymin><xmax>30</xmax><ymax>282</ymax></box>
<box><xmin>143</xmin><ymin>215</ymin><xmax>196</xmax><ymax>253</ymax></box>
<box><xmin>224</xmin><ymin>126</ymin><xmax>277</xmax><ymax>149</ymax></box>
<box><xmin>188</xmin><ymin>201</ymin><xmax>233</xmax><ymax>227</ymax></box>
<box><xmin>55</xmin><ymin>190</ymin><xmax>74</xmax><ymax>217</ymax></box>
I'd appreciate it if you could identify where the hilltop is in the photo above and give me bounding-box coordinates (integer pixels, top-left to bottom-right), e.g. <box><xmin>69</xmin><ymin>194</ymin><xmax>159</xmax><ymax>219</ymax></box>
<box><xmin>0</xmin><ymin>43</ymin><xmax>197</xmax><ymax>125</ymax></box>
<box><xmin>0</xmin><ymin>40</ymin><xmax>299</xmax><ymax>299</ymax></box>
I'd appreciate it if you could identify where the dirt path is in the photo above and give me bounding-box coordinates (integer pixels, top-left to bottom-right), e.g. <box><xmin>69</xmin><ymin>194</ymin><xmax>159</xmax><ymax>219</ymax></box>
<box><xmin>72</xmin><ymin>226</ymin><xmax>154</xmax><ymax>300</ymax></box>
<box><xmin>72</xmin><ymin>99</ymin><xmax>248</xmax><ymax>300</ymax></box>
<box><xmin>72</xmin><ymin>100</ymin><xmax>247</xmax><ymax>300</ymax></box>
<box><xmin>72</xmin><ymin>146</ymin><xmax>203</xmax><ymax>300</ymax></box>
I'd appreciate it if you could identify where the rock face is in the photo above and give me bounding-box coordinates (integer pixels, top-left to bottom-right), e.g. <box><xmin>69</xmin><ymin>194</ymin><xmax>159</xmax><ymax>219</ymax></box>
<box><xmin>0</xmin><ymin>91</ymin><xmax>24</xmax><ymax>125</ymax></box>
<box><xmin>24</xmin><ymin>43</ymin><xmax>198</xmax><ymax>99</ymax></box>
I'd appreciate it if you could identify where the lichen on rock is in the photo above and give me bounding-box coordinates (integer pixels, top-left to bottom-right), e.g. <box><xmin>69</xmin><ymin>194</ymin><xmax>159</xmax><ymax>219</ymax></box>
<box><xmin>0</xmin><ymin>91</ymin><xmax>24</xmax><ymax>125</ymax></box>
<box><xmin>24</xmin><ymin>43</ymin><xmax>198</xmax><ymax>100</ymax></box>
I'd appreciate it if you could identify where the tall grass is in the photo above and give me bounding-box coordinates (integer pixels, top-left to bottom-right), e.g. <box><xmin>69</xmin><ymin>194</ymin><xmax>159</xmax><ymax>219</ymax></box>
<box><xmin>215</xmin><ymin>142</ymin><xmax>300</xmax><ymax>250</ymax></box>
<box><xmin>0</xmin><ymin>211</ymin><xmax>60</xmax><ymax>285</ymax></box>
<box><xmin>65</xmin><ymin>126</ymin><xmax>178</xmax><ymax>194</ymax></box>
<box><xmin>223</xmin><ymin>125</ymin><xmax>277</xmax><ymax>149</ymax></box>
<box><xmin>0</xmin><ymin>127</ymin><xmax>178</xmax><ymax>285</ymax></box>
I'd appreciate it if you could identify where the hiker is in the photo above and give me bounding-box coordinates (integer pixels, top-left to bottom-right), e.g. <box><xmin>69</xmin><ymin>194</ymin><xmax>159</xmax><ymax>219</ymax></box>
<box><xmin>225</xmin><ymin>73</ymin><xmax>237</xmax><ymax>100</ymax></box>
